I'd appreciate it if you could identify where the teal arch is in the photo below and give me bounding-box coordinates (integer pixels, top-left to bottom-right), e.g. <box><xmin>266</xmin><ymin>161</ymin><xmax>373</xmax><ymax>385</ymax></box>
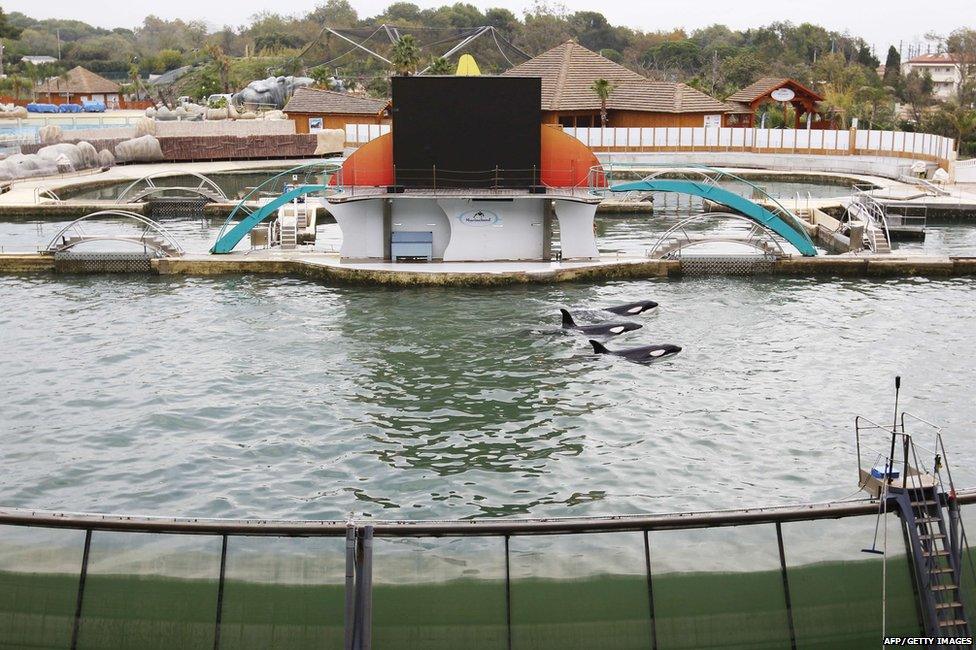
<box><xmin>610</xmin><ymin>179</ymin><xmax>818</xmax><ymax>257</ymax></box>
<box><xmin>211</xmin><ymin>184</ymin><xmax>329</xmax><ymax>254</ymax></box>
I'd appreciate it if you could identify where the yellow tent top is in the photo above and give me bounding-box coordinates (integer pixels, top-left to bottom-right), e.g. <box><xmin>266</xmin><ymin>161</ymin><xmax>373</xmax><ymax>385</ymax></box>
<box><xmin>455</xmin><ymin>54</ymin><xmax>481</xmax><ymax>76</ymax></box>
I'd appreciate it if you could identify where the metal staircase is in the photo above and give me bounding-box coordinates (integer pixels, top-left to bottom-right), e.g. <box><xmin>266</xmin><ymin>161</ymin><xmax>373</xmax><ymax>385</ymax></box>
<box><xmin>278</xmin><ymin>215</ymin><xmax>298</xmax><ymax>250</ymax></box>
<box><xmin>857</xmin><ymin>400</ymin><xmax>973</xmax><ymax>643</ymax></box>
<box><xmin>847</xmin><ymin>186</ymin><xmax>892</xmax><ymax>254</ymax></box>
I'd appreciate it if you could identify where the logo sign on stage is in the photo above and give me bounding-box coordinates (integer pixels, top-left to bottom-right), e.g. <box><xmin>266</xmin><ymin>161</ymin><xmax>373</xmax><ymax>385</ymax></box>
<box><xmin>458</xmin><ymin>209</ymin><xmax>501</xmax><ymax>227</ymax></box>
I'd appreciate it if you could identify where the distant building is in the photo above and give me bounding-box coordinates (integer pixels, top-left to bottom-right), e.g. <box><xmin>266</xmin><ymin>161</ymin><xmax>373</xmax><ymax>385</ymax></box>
<box><xmin>501</xmin><ymin>41</ymin><xmax>729</xmax><ymax>128</ymax></box>
<box><xmin>22</xmin><ymin>55</ymin><xmax>58</xmax><ymax>66</ymax></box>
<box><xmin>901</xmin><ymin>53</ymin><xmax>967</xmax><ymax>101</ymax></box>
<box><xmin>35</xmin><ymin>66</ymin><xmax>121</xmax><ymax>107</ymax></box>
<box><xmin>284</xmin><ymin>87</ymin><xmax>390</xmax><ymax>133</ymax></box>
<box><xmin>725</xmin><ymin>78</ymin><xmax>828</xmax><ymax>128</ymax></box>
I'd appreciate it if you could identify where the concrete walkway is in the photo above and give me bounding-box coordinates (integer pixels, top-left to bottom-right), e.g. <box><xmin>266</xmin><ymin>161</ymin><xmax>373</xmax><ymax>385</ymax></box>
<box><xmin>0</xmin><ymin>158</ymin><xmax>326</xmax><ymax>207</ymax></box>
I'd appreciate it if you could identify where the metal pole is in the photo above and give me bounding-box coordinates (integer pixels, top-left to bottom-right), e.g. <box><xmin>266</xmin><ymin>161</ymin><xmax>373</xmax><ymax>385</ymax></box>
<box><xmin>344</xmin><ymin>526</ymin><xmax>356</xmax><ymax>650</ymax></box>
<box><xmin>361</xmin><ymin>526</ymin><xmax>373</xmax><ymax>650</ymax></box>
<box><xmin>886</xmin><ymin>377</ymin><xmax>902</xmax><ymax>486</ymax></box>
<box><xmin>70</xmin><ymin>529</ymin><xmax>92</xmax><ymax>650</ymax></box>
<box><xmin>504</xmin><ymin>535</ymin><xmax>513</xmax><ymax>650</ymax></box>
<box><xmin>212</xmin><ymin>534</ymin><xmax>228</xmax><ymax>650</ymax></box>
<box><xmin>775</xmin><ymin>523</ymin><xmax>798</xmax><ymax>650</ymax></box>
<box><xmin>643</xmin><ymin>530</ymin><xmax>658</xmax><ymax>650</ymax></box>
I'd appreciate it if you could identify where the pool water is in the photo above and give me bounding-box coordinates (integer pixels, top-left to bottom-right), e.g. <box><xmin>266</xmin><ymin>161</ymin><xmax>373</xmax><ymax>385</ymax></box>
<box><xmin>1</xmin><ymin>274</ymin><xmax>974</xmax><ymax>521</ymax></box>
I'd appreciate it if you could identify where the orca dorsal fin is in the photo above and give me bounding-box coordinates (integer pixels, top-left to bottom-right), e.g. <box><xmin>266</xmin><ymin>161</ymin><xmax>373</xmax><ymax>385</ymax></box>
<box><xmin>560</xmin><ymin>308</ymin><xmax>576</xmax><ymax>328</ymax></box>
<box><xmin>589</xmin><ymin>339</ymin><xmax>609</xmax><ymax>354</ymax></box>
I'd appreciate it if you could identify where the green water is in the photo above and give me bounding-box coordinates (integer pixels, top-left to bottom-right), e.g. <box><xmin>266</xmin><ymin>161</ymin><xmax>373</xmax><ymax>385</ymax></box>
<box><xmin>0</xmin><ymin>547</ymin><xmax>934</xmax><ymax>649</ymax></box>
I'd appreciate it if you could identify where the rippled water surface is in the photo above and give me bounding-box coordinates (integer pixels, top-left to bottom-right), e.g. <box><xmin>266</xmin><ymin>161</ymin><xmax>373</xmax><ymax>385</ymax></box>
<box><xmin>2</xmin><ymin>275</ymin><xmax>974</xmax><ymax>520</ymax></box>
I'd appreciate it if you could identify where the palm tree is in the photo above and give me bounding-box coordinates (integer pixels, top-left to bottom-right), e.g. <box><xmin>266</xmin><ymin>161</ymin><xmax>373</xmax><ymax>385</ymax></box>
<box><xmin>391</xmin><ymin>35</ymin><xmax>422</xmax><ymax>76</ymax></box>
<box><xmin>946</xmin><ymin>104</ymin><xmax>976</xmax><ymax>154</ymax></box>
<box><xmin>427</xmin><ymin>56</ymin><xmax>453</xmax><ymax>75</ymax></box>
<box><xmin>819</xmin><ymin>83</ymin><xmax>856</xmax><ymax>129</ymax></box>
<box><xmin>590</xmin><ymin>78</ymin><xmax>615</xmax><ymax>127</ymax></box>
<box><xmin>11</xmin><ymin>75</ymin><xmax>32</xmax><ymax>100</ymax></box>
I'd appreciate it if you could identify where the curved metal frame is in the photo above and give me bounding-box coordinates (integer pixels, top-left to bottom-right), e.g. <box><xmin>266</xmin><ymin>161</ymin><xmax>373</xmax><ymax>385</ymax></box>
<box><xmin>591</xmin><ymin>162</ymin><xmax>816</xmax><ymax>248</ymax></box>
<box><xmin>648</xmin><ymin>211</ymin><xmax>787</xmax><ymax>259</ymax></box>
<box><xmin>845</xmin><ymin>185</ymin><xmax>892</xmax><ymax>253</ymax></box>
<box><xmin>115</xmin><ymin>170</ymin><xmax>228</xmax><ymax>204</ymax></box>
<box><xmin>2</xmin><ymin>489</ymin><xmax>974</xmax><ymax>536</ymax></box>
<box><xmin>211</xmin><ymin>161</ymin><xmax>342</xmax><ymax>254</ymax></box>
<box><xmin>608</xmin><ymin>178</ymin><xmax>818</xmax><ymax>257</ymax></box>
<box><xmin>45</xmin><ymin>210</ymin><xmax>186</xmax><ymax>256</ymax></box>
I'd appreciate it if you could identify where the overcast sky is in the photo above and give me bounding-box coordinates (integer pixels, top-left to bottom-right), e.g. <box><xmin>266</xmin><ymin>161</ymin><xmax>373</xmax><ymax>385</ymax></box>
<box><xmin>2</xmin><ymin>0</ymin><xmax>968</xmax><ymax>54</ymax></box>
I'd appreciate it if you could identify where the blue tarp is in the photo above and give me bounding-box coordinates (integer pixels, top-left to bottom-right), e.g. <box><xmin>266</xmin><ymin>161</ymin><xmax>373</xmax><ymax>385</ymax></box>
<box><xmin>82</xmin><ymin>101</ymin><xmax>106</xmax><ymax>113</ymax></box>
<box><xmin>26</xmin><ymin>103</ymin><xmax>59</xmax><ymax>113</ymax></box>
<box><xmin>58</xmin><ymin>103</ymin><xmax>83</xmax><ymax>113</ymax></box>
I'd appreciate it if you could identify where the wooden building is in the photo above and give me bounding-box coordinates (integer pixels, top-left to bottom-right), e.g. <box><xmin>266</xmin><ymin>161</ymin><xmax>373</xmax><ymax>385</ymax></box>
<box><xmin>35</xmin><ymin>66</ymin><xmax>121</xmax><ymax>107</ymax></box>
<box><xmin>284</xmin><ymin>87</ymin><xmax>390</xmax><ymax>134</ymax></box>
<box><xmin>725</xmin><ymin>78</ymin><xmax>828</xmax><ymax>128</ymax></box>
<box><xmin>501</xmin><ymin>41</ymin><xmax>729</xmax><ymax>128</ymax></box>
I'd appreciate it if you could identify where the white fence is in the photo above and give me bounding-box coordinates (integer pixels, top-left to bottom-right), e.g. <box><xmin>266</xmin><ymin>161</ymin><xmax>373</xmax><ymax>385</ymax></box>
<box><xmin>562</xmin><ymin>127</ymin><xmax>955</xmax><ymax>163</ymax></box>
<box><xmin>343</xmin><ymin>124</ymin><xmax>955</xmax><ymax>165</ymax></box>
<box><xmin>955</xmin><ymin>158</ymin><xmax>976</xmax><ymax>183</ymax></box>
<box><xmin>345</xmin><ymin>123</ymin><xmax>391</xmax><ymax>144</ymax></box>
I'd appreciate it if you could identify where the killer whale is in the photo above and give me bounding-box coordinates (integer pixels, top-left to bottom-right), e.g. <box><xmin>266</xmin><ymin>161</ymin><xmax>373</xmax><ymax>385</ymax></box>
<box><xmin>589</xmin><ymin>339</ymin><xmax>682</xmax><ymax>362</ymax></box>
<box><xmin>604</xmin><ymin>300</ymin><xmax>658</xmax><ymax>316</ymax></box>
<box><xmin>560</xmin><ymin>309</ymin><xmax>641</xmax><ymax>336</ymax></box>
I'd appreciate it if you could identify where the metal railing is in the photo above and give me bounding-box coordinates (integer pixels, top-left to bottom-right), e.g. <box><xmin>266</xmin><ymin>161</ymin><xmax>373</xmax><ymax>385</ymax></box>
<box><xmin>2</xmin><ymin>487</ymin><xmax>974</xmax><ymax>650</ymax></box>
<box><xmin>848</xmin><ymin>184</ymin><xmax>892</xmax><ymax>252</ymax></box>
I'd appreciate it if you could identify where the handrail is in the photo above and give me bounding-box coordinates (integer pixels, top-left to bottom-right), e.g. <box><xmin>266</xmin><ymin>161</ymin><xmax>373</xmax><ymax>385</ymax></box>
<box><xmin>2</xmin><ymin>490</ymin><xmax>975</xmax><ymax>537</ymax></box>
<box><xmin>646</xmin><ymin>211</ymin><xmax>786</xmax><ymax>259</ymax></box>
<box><xmin>588</xmin><ymin>162</ymin><xmax>814</xmax><ymax>247</ymax></box>
<box><xmin>213</xmin><ymin>161</ymin><xmax>343</xmax><ymax>246</ymax></box>
<box><xmin>116</xmin><ymin>170</ymin><xmax>227</xmax><ymax>204</ymax></box>
<box><xmin>44</xmin><ymin>210</ymin><xmax>186</xmax><ymax>255</ymax></box>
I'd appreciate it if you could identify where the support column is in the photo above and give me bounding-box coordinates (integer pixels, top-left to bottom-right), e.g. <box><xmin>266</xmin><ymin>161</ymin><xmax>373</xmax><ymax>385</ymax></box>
<box><xmin>382</xmin><ymin>198</ymin><xmax>392</xmax><ymax>261</ymax></box>
<box><xmin>542</xmin><ymin>199</ymin><xmax>554</xmax><ymax>260</ymax></box>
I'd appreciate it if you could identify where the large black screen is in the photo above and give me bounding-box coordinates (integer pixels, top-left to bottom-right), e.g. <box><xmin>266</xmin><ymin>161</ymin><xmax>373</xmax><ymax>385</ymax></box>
<box><xmin>391</xmin><ymin>76</ymin><xmax>541</xmax><ymax>189</ymax></box>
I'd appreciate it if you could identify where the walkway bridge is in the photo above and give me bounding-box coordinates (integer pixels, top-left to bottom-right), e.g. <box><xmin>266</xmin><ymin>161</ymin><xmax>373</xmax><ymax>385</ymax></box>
<box><xmin>593</xmin><ymin>164</ymin><xmax>818</xmax><ymax>257</ymax></box>
<box><xmin>45</xmin><ymin>210</ymin><xmax>185</xmax><ymax>257</ymax></box>
<box><xmin>211</xmin><ymin>162</ymin><xmax>341</xmax><ymax>254</ymax></box>
<box><xmin>115</xmin><ymin>171</ymin><xmax>228</xmax><ymax>204</ymax></box>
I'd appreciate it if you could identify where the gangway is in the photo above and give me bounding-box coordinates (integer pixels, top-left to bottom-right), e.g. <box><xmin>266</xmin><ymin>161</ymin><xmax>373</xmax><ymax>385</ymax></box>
<box><xmin>211</xmin><ymin>162</ymin><xmax>340</xmax><ymax>254</ymax></box>
<box><xmin>856</xmin><ymin>383</ymin><xmax>972</xmax><ymax>641</ymax></box>
<box><xmin>115</xmin><ymin>171</ymin><xmax>228</xmax><ymax>204</ymax></box>
<box><xmin>592</xmin><ymin>163</ymin><xmax>818</xmax><ymax>257</ymax></box>
<box><xmin>45</xmin><ymin>210</ymin><xmax>185</xmax><ymax>257</ymax></box>
<box><xmin>846</xmin><ymin>186</ymin><xmax>893</xmax><ymax>254</ymax></box>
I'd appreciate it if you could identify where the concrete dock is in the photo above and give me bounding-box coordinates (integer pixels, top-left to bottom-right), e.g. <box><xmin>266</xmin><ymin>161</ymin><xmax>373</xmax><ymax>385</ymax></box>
<box><xmin>3</xmin><ymin>250</ymin><xmax>975</xmax><ymax>285</ymax></box>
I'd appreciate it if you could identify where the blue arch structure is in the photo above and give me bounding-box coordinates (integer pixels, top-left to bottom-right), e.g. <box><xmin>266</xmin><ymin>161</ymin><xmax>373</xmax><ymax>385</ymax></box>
<box><xmin>211</xmin><ymin>184</ymin><xmax>330</xmax><ymax>254</ymax></box>
<box><xmin>610</xmin><ymin>179</ymin><xmax>817</xmax><ymax>257</ymax></box>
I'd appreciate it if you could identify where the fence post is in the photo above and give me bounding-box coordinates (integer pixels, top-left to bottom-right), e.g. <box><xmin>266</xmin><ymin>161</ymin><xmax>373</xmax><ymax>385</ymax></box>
<box><xmin>849</xmin><ymin>127</ymin><xmax>857</xmax><ymax>156</ymax></box>
<box><xmin>344</xmin><ymin>526</ymin><xmax>356</xmax><ymax>650</ymax></box>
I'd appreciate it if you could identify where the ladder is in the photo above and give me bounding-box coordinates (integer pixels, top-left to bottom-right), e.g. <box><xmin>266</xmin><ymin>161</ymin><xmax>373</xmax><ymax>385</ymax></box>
<box><xmin>278</xmin><ymin>215</ymin><xmax>298</xmax><ymax>250</ymax></box>
<box><xmin>847</xmin><ymin>187</ymin><xmax>892</xmax><ymax>254</ymax></box>
<box><xmin>857</xmin><ymin>411</ymin><xmax>973</xmax><ymax>642</ymax></box>
<box><xmin>891</xmin><ymin>481</ymin><xmax>969</xmax><ymax>638</ymax></box>
<box><xmin>868</xmin><ymin>226</ymin><xmax>891</xmax><ymax>254</ymax></box>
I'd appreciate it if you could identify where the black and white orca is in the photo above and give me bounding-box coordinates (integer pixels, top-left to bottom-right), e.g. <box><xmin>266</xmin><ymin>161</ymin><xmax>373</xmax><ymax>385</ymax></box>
<box><xmin>560</xmin><ymin>309</ymin><xmax>641</xmax><ymax>336</ymax></box>
<box><xmin>589</xmin><ymin>339</ymin><xmax>682</xmax><ymax>362</ymax></box>
<box><xmin>604</xmin><ymin>300</ymin><xmax>658</xmax><ymax>316</ymax></box>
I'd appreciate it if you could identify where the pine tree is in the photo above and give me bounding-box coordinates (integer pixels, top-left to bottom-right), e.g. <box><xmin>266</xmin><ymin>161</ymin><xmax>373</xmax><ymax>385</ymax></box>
<box><xmin>883</xmin><ymin>46</ymin><xmax>902</xmax><ymax>88</ymax></box>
